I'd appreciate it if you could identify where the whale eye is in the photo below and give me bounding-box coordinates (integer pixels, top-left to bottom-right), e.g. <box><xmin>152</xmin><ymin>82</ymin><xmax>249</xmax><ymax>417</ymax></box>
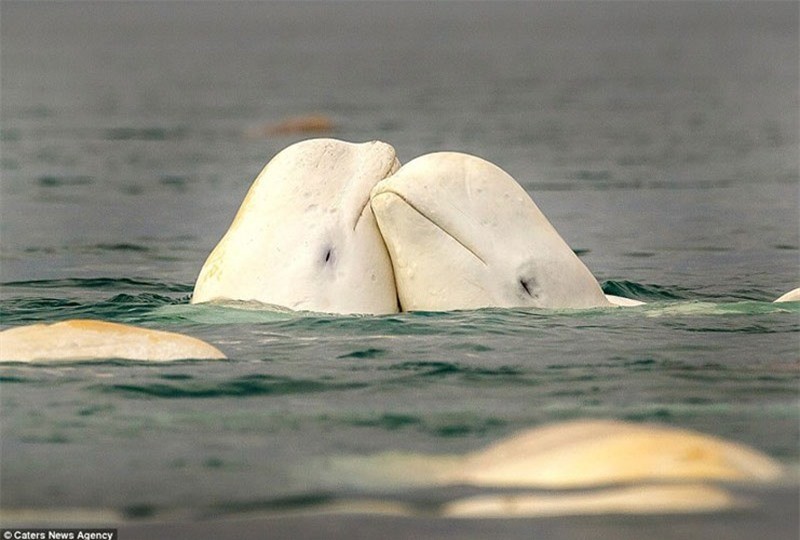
<box><xmin>519</xmin><ymin>277</ymin><xmax>537</xmax><ymax>297</ymax></box>
<box><xmin>323</xmin><ymin>247</ymin><xmax>334</xmax><ymax>264</ymax></box>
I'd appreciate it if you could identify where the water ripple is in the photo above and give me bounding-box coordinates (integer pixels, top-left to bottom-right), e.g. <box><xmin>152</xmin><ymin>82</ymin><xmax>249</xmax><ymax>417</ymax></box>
<box><xmin>1</xmin><ymin>277</ymin><xmax>193</xmax><ymax>293</ymax></box>
<box><xmin>94</xmin><ymin>374</ymin><xmax>367</xmax><ymax>398</ymax></box>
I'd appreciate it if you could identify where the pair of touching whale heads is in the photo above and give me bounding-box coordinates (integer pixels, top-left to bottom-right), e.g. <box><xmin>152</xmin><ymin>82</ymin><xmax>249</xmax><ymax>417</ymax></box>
<box><xmin>193</xmin><ymin>138</ymin><xmax>624</xmax><ymax>314</ymax></box>
<box><xmin>192</xmin><ymin>137</ymin><xmax>800</xmax><ymax>313</ymax></box>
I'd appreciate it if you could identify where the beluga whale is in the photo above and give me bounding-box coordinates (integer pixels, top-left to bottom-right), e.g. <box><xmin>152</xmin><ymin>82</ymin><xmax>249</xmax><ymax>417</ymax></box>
<box><xmin>774</xmin><ymin>287</ymin><xmax>800</xmax><ymax>303</ymax></box>
<box><xmin>315</xmin><ymin>419</ymin><xmax>782</xmax><ymax>517</ymax></box>
<box><xmin>0</xmin><ymin>320</ymin><xmax>226</xmax><ymax>362</ymax></box>
<box><xmin>192</xmin><ymin>138</ymin><xmax>401</xmax><ymax>314</ymax></box>
<box><xmin>370</xmin><ymin>152</ymin><xmax>613</xmax><ymax>311</ymax></box>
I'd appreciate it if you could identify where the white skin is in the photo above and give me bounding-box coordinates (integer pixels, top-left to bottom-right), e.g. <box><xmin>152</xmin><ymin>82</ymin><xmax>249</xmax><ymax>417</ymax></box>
<box><xmin>0</xmin><ymin>320</ymin><xmax>226</xmax><ymax>362</ymax></box>
<box><xmin>371</xmin><ymin>152</ymin><xmax>611</xmax><ymax>311</ymax></box>
<box><xmin>193</xmin><ymin>139</ymin><xmax>401</xmax><ymax>314</ymax></box>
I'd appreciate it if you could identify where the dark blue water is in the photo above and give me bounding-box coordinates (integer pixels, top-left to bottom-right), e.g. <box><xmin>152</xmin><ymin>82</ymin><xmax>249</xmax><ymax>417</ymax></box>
<box><xmin>1</xmin><ymin>1</ymin><xmax>798</xmax><ymax>537</ymax></box>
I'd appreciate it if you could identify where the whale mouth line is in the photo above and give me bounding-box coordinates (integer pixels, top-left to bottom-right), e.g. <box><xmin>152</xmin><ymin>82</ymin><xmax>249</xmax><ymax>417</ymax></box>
<box><xmin>373</xmin><ymin>189</ymin><xmax>488</xmax><ymax>266</ymax></box>
<box><xmin>352</xmin><ymin>155</ymin><xmax>401</xmax><ymax>232</ymax></box>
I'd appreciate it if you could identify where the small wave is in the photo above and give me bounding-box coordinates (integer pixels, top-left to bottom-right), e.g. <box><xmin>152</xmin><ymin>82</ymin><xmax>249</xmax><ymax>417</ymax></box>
<box><xmin>93</xmin><ymin>374</ymin><xmax>367</xmax><ymax>398</ymax></box>
<box><xmin>349</xmin><ymin>413</ymin><xmax>422</xmax><ymax>430</ymax></box>
<box><xmin>91</xmin><ymin>243</ymin><xmax>152</xmax><ymax>252</ymax></box>
<box><xmin>104</xmin><ymin>126</ymin><xmax>187</xmax><ymax>141</ymax></box>
<box><xmin>346</xmin><ymin>412</ymin><xmax>506</xmax><ymax>438</ymax></box>
<box><xmin>92</xmin><ymin>293</ymin><xmax>186</xmax><ymax>320</ymax></box>
<box><xmin>602</xmin><ymin>280</ymin><xmax>688</xmax><ymax>301</ymax></box>
<box><xmin>385</xmin><ymin>361</ymin><xmax>526</xmax><ymax>383</ymax></box>
<box><xmin>0</xmin><ymin>375</ymin><xmax>29</xmax><ymax>383</ymax></box>
<box><xmin>431</xmin><ymin>418</ymin><xmax>507</xmax><ymax>438</ymax></box>
<box><xmin>337</xmin><ymin>348</ymin><xmax>388</xmax><ymax>359</ymax></box>
<box><xmin>37</xmin><ymin>175</ymin><xmax>94</xmax><ymax>187</ymax></box>
<box><xmin>205</xmin><ymin>493</ymin><xmax>340</xmax><ymax>520</ymax></box>
<box><xmin>0</xmin><ymin>292</ymin><xmax>184</xmax><ymax>325</ymax></box>
<box><xmin>1</xmin><ymin>277</ymin><xmax>193</xmax><ymax>293</ymax></box>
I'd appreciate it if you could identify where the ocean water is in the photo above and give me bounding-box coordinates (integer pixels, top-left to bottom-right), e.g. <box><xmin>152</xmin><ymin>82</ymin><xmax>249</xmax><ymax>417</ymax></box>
<box><xmin>1</xmin><ymin>1</ymin><xmax>798</xmax><ymax>537</ymax></box>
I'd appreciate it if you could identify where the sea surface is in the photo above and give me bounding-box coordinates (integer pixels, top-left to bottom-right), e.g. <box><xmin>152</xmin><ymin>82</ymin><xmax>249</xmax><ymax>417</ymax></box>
<box><xmin>1</xmin><ymin>1</ymin><xmax>798</xmax><ymax>538</ymax></box>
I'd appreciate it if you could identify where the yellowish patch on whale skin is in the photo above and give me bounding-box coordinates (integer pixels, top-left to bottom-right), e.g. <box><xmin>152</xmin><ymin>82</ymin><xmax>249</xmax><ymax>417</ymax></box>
<box><xmin>456</xmin><ymin>419</ymin><xmax>783</xmax><ymax>488</ymax></box>
<box><xmin>0</xmin><ymin>319</ymin><xmax>226</xmax><ymax>362</ymax></box>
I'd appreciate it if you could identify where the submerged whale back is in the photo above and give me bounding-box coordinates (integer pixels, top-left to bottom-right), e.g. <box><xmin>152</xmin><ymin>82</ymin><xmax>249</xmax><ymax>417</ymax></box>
<box><xmin>0</xmin><ymin>320</ymin><xmax>226</xmax><ymax>362</ymax></box>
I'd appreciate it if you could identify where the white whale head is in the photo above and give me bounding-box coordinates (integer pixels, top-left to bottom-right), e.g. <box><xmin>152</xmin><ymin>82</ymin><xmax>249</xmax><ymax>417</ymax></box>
<box><xmin>192</xmin><ymin>138</ymin><xmax>401</xmax><ymax>314</ymax></box>
<box><xmin>370</xmin><ymin>152</ymin><xmax>610</xmax><ymax>311</ymax></box>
